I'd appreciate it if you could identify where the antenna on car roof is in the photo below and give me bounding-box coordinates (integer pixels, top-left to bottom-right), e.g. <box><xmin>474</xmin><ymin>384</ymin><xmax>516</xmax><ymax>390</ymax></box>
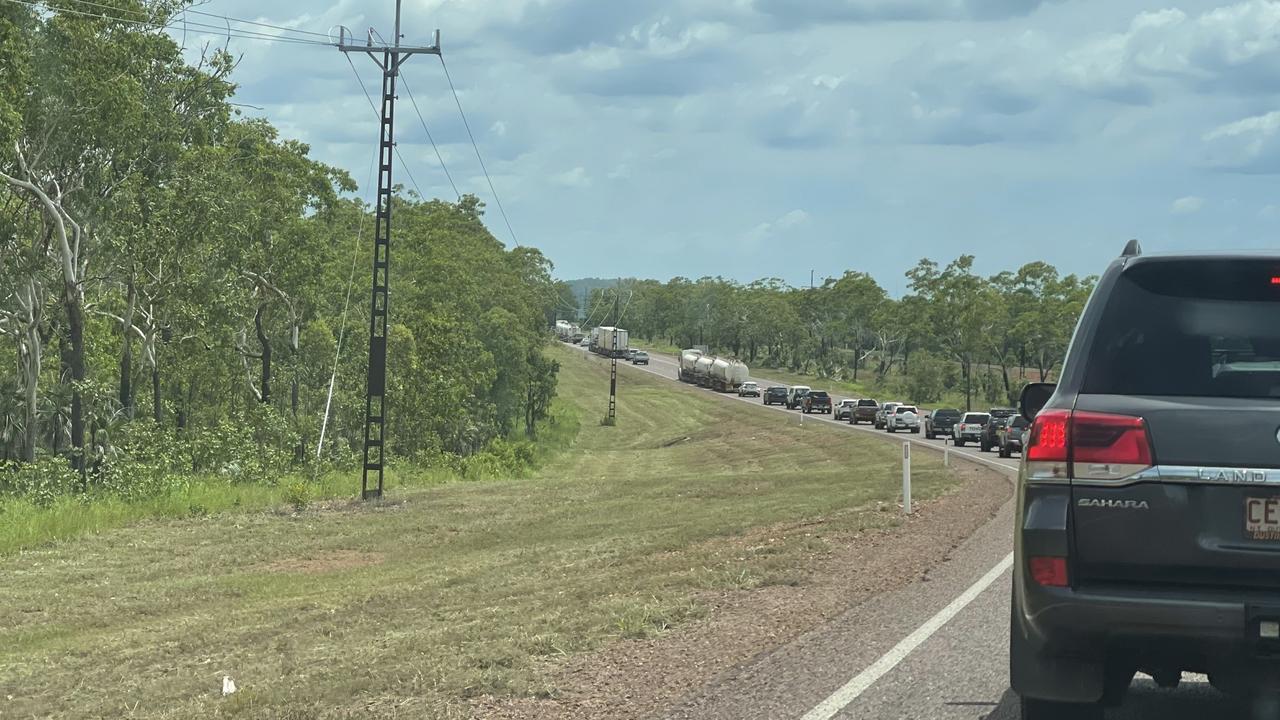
<box><xmin>1122</xmin><ymin>238</ymin><xmax>1142</xmax><ymax>257</ymax></box>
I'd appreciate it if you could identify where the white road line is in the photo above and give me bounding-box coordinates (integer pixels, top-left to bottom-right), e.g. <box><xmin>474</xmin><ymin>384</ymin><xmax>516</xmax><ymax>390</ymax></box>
<box><xmin>800</xmin><ymin>552</ymin><xmax>1015</xmax><ymax>720</ymax></box>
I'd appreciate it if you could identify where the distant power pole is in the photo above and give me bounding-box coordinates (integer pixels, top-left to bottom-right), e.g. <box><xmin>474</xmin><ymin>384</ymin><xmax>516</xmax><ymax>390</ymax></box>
<box><xmin>338</xmin><ymin>2</ymin><xmax>441</xmax><ymax>500</ymax></box>
<box><xmin>607</xmin><ymin>286</ymin><xmax>619</xmax><ymax>423</ymax></box>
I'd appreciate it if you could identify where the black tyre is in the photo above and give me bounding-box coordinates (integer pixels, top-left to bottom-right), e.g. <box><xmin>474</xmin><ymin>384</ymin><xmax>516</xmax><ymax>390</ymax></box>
<box><xmin>1000</xmin><ymin>445</ymin><xmax>1011</xmax><ymax>458</ymax></box>
<box><xmin>887</xmin><ymin>426</ymin><xmax>896</xmax><ymax>433</ymax></box>
<box><xmin>911</xmin><ymin>428</ymin><xmax>919</xmax><ymax>434</ymax></box>
<box><xmin>955</xmin><ymin>439</ymin><xmax>966</xmax><ymax>447</ymax></box>
<box><xmin>1019</xmin><ymin>697</ymin><xmax>1103</xmax><ymax>720</ymax></box>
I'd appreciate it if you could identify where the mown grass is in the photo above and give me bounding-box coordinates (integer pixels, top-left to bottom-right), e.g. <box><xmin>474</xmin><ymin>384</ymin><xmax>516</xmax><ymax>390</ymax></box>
<box><xmin>0</xmin><ymin>399</ymin><xmax>582</xmax><ymax>558</ymax></box>
<box><xmin>0</xmin><ymin>344</ymin><xmax>960</xmax><ymax>720</ymax></box>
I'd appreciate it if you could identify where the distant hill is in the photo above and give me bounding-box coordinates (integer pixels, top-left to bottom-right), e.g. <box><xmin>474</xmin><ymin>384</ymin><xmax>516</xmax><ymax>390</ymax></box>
<box><xmin>563</xmin><ymin>278</ymin><xmax>623</xmax><ymax>313</ymax></box>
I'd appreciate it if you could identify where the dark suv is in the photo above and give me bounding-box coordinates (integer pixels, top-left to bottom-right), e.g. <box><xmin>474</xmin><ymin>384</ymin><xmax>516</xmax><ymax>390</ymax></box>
<box><xmin>1012</xmin><ymin>244</ymin><xmax>1280</xmax><ymax>718</ymax></box>
<box><xmin>924</xmin><ymin>408</ymin><xmax>961</xmax><ymax>439</ymax></box>
<box><xmin>803</xmin><ymin>391</ymin><xmax>832</xmax><ymax>414</ymax></box>
<box><xmin>980</xmin><ymin>407</ymin><xmax>1017</xmax><ymax>452</ymax></box>
<box><xmin>763</xmin><ymin>386</ymin><xmax>789</xmax><ymax>406</ymax></box>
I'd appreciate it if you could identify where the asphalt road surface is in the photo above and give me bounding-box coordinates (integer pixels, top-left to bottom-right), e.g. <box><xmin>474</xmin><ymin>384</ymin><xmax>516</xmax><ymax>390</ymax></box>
<box><xmin>574</xmin><ymin>344</ymin><xmax>1249</xmax><ymax>720</ymax></box>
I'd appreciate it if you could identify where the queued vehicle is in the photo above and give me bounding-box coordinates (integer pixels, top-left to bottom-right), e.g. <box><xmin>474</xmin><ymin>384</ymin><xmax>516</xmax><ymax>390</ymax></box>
<box><xmin>834</xmin><ymin>399</ymin><xmax>857</xmax><ymax>421</ymax></box>
<box><xmin>803</xmin><ymin>391</ymin><xmax>832</xmax><ymax>414</ymax></box>
<box><xmin>787</xmin><ymin>386</ymin><xmax>811</xmax><ymax>410</ymax></box>
<box><xmin>874</xmin><ymin>401</ymin><xmax>902</xmax><ymax>429</ymax></box>
<box><xmin>997</xmin><ymin>415</ymin><xmax>1028</xmax><ymax>458</ymax></box>
<box><xmin>626</xmin><ymin>348</ymin><xmax>638</xmax><ymax>361</ymax></box>
<box><xmin>1011</xmin><ymin>243</ymin><xmax>1280</xmax><ymax>717</ymax></box>
<box><xmin>851</xmin><ymin>398</ymin><xmax>880</xmax><ymax>425</ymax></box>
<box><xmin>738</xmin><ymin>381</ymin><xmax>761</xmax><ymax>397</ymax></box>
<box><xmin>979</xmin><ymin>415</ymin><xmax>1007</xmax><ymax>452</ymax></box>
<box><xmin>631</xmin><ymin>351</ymin><xmax>649</xmax><ymax>366</ymax></box>
<box><xmin>951</xmin><ymin>412</ymin><xmax>989</xmax><ymax>447</ymax></box>
<box><xmin>886</xmin><ymin>404</ymin><xmax>921</xmax><ymax>433</ymax></box>
<box><xmin>924</xmin><ymin>408</ymin><xmax>961</xmax><ymax>439</ymax></box>
<box><xmin>763</xmin><ymin>386</ymin><xmax>789</xmax><ymax>406</ymax></box>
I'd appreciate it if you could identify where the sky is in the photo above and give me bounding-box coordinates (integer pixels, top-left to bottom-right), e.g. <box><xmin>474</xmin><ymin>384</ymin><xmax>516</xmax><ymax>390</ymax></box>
<box><xmin>173</xmin><ymin>0</ymin><xmax>1280</xmax><ymax>294</ymax></box>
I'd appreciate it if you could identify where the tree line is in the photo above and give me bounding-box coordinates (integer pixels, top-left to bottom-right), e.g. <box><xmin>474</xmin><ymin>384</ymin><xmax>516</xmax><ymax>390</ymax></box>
<box><xmin>0</xmin><ymin>3</ymin><xmax>564</xmax><ymax>501</ymax></box>
<box><xmin>584</xmin><ymin>257</ymin><xmax>1094</xmax><ymax>409</ymax></box>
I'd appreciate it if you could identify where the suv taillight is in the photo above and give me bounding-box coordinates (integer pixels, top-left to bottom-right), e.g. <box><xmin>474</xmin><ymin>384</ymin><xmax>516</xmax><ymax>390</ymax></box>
<box><xmin>1024</xmin><ymin>409</ymin><xmax>1153</xmax><ymax>484</ymax></box>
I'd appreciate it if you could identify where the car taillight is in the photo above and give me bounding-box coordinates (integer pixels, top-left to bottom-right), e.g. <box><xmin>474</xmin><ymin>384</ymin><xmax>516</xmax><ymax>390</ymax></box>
<box><xmin>1024</xmin><ymin>409</ymin><xmax>1152</xmax><ymax>484</ymax></box>
<box><xmin>1029</xmin><ymin>556</ymin><xmax>1068</xmax><ymax>587</ymax></box>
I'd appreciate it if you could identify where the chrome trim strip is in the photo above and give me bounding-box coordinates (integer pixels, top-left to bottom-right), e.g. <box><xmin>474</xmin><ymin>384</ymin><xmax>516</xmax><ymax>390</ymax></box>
<box><xmin>1072</xmin><ymin>465</ymin><xmax>1280</xmax><ymax>488</ymax></box>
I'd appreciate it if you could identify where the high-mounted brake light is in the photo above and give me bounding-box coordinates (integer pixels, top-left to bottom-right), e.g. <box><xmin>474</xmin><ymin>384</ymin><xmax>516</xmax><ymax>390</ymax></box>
<box><xmin>1272</xmin><ymin>276</ymin><xmax>1280</xmax><ymax>286</ymax></box>
<box><xmin>1023</xmin><ymin>409</ymin><xmax>1153</xmax><ymax>483</ymax></box>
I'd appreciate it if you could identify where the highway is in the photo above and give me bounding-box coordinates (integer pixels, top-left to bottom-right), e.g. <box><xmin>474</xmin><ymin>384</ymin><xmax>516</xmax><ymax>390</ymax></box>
<box><xmin>579</xmin><ymin>344</ymin><xmax>1246</xmax><ymax>720</ymax></box>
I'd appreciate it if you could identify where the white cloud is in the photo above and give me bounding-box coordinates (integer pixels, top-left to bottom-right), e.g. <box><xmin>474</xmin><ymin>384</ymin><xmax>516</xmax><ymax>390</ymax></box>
<box><xmin>1203</xmin><ymin>110</ymin><xmax>1280</xmax><ymax>172</ymax></box>
<box><xmin>1170</xmin><ymin>196</ymin><xmax>1205</xmax><ymax>214</ymax></box>
<box><xmin>552</xmin><ymin>166</ymin><xmax>592</xmax><ymax>187</ymax></box>
<box><xmin>744</xmin><ymin>209</ymin><xmax>811</xmax><ymax>245</ymax></box>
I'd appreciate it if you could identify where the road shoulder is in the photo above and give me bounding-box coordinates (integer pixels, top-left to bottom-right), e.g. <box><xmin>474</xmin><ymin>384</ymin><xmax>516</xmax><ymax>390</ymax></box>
<box><xmin>473</xmin><ymin>461</ymin><xmax>1012</xmax><ymax>720</ymax></box>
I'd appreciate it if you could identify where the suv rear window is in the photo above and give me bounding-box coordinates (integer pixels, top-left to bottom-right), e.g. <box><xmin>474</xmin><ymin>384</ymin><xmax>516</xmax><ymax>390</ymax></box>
<box><xmin>857</xmin><ymin>399</ymin><xmax>878</xmax><ymax>407</ymax></box>
<box><xmin>933</xmin><ymin>409</ymin><xmax>960</xmax><ymax>418</ymax></box>
<box><xmin>897</xmin><ymin>406</ymin><xmax>917</xmax><ymax>413</ymax></box>
<box><xmin>1083</xmin><ymin>259</ymin><xmax>1280</xmax><ymax>399</ymax></box>
<box><xmin>963</xmin><ymin>413</ymin><xmax>990</xmax><ymax>424</ymax></box>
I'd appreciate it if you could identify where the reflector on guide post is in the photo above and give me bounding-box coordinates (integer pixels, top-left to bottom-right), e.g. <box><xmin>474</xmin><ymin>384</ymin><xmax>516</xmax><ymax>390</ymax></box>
<box><xmin>902</xmin><ymin>442</ymin><xmax>912</xmax><ymax>515</ymax></box>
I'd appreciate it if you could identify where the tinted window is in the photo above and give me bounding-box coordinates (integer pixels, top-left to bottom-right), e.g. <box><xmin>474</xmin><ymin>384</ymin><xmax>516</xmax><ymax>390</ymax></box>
<box><xmin>934</xmin><ymin>409</ymin><xmax>960</xmax><ymax>418</ymax></box>
<box><xmin>1010</xmin><ymin>416</ymin><xmax>1028</xmax><ymax>428</ymax></box>
<box><xmin>898</xmin><ymin>406</ymin><xmax>917</xmax><ymax>413</ymax></box>
<box><xmin>858</xmin><ymin>399</ymin><xmax>878</xmax><ymax>407</ymax></box>
<box><xmin>1083</xmin><ymin>259</ymin><xmax>1280</xmax><ymax>399</ymax></box>
<box><xmin>811</xmin><ymin>392</ymin><xmax>829</xmax><ymax>398</ymax></box>
<box><xmin>963</xmin><ymin>413</ymin><xmax>990</xmax><ymax>424</ymax></box>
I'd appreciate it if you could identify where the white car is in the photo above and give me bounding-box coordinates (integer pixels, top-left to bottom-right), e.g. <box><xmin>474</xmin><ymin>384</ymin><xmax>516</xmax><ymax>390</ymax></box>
<box><xmin>952</xmin><ymin>412</ymin><xmax>991</xmax><ymax>447</ymax></box>
<box><xmin>887</xmin><ymin>405</ymin><xmax>921</xmax><ymax>433</ymax></box>
<box><xmin>738</xmin><ymin>381</ymin><xmax>761</xmax><ymax>397</ymax></box>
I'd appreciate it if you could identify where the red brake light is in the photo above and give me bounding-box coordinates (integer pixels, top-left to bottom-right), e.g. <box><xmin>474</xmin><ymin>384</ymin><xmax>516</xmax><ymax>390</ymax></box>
<box><xmin>1272</xmin><ymin>276</ymin><xmax>1280</xmax><ymax>285</ymax></box>
<box><xmin>1024</xmin><ymin>409</ymin><xmax>1153</xmax><ymax>482</ymax></box>
<box><xmin>1025</xmin><ymin>410</ymin><xmax>1069</xmax><ymax>462</ymax></box>
<box><xmin>1072</xmin><ymin>411</ymin><xmax>1151</xmax><ymax>466</ymax></box>
<box><xmin>1030</xmin><ymin>556</ymin><xmax>1068</xmax><ymax>587</ymax></box>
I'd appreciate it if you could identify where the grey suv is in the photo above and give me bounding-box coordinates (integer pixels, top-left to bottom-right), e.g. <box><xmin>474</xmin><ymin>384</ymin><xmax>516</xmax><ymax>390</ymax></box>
<box><xmin>1012</xmin><ymin>243</ymin><xmax>1280</xmax><ymax>718</ymax></box>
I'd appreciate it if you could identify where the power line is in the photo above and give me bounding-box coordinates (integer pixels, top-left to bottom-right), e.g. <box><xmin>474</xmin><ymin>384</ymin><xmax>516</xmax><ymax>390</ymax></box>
<box><xmin>399</xmin><ymin>74</ymin><xmax>460</xmax><ymax>201</ymax></box>
<box><xmin>344</xmin><ymin>53</ymin><xmax>428</xmax><ymax>200</ymax></box>
<box><xmin>1</xmin><ymin>0</ymin><xmax>340</xmax><ymax>46</ymax></box>
<box><xmin>437</xmin><ymin>55</ymin><xmax>520</xmax><ymax>248</ymax></box>
<box><xmin>64</xmin><ymin>0</ymin><xmax>334</xmax><ymax>41</ymax></box>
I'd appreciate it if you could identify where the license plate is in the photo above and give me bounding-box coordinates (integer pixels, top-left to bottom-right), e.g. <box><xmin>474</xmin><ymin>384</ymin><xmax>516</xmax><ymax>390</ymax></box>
<box><xmin>1246</xmin><ymin>498</ymin><xmax>1280</xmax><ymax>540</ymax></box>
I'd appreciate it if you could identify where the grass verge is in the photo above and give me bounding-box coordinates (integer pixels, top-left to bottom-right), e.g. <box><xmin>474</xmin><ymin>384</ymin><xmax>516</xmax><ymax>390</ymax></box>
<box><xmin>0</xmin><ymin>344</ymin><xmax>961</xmax><ymax>720</ymax></box>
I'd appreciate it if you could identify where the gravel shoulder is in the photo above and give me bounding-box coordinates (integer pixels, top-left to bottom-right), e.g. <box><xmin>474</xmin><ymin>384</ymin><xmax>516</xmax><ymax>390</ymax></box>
<box><xmin>474</xmin><ymin>460</ymin><xmax>1013</xmax><ymax>720</ymax></box>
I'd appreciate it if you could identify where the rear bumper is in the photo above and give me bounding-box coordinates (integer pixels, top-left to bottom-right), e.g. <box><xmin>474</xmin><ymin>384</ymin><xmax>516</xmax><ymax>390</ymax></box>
<box><xmin>1017</xmin><ymin>579</ymin><xmax>1280</xmax><ymax>697</ymax></box>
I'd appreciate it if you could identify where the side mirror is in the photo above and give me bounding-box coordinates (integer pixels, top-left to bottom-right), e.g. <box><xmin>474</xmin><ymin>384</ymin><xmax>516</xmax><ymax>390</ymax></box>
<box><xmin>1019</xmin><ymin>383</ymin><xmax>1056</xmax><ymax>422</ymax></box>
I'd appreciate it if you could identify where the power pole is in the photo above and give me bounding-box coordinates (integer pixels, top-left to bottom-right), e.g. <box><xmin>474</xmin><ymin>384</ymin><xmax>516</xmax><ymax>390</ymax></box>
<box><xmin>338</xmin><ymin>3</ymin><xmax>441</xmax><ymax>500</ymax></box>
<box><xmin>607</xmin><ymin>286</ymin><xmax>619</xmax><ymax>423</ymax></box>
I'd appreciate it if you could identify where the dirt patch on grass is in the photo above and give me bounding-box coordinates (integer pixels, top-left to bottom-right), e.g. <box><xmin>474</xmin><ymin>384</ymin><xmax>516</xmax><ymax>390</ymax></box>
<box><xmin>472</xmin><ymin>463</ymin><xmax>1011</xmax><ymax>720</ymax></box>
<box><xmin>263</xmin><ymin>550</ymin><xmax>384</xmax><ymax>575</ymax></box>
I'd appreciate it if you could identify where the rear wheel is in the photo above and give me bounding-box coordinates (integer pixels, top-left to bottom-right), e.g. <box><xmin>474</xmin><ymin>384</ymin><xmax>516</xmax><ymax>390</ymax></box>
<box><xmin>955</xmin><ymin>439</ymin><xmax>966</xmax><ymax>447</ymax></box>
<box><xmin>999</xmin><ymin>445</ymin><xmax>1010</xmax><ymax>458</ymax></box>
<box><xmin>1019</xmin><ymin>697</ymin><xmax>1104</xmax><ymax>720</ymax></box>
<box><xmin>911</xmin><ymin>428</ymin><xmax>919</xmax><ymax>434</ymax></box>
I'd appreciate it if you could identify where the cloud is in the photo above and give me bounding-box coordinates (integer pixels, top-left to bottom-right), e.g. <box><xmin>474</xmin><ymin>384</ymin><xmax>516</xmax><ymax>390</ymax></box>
<box><xmin>1060</xmin><ymin>1</ymin><xmax>1280</xmax><ymax>102</ymax></box>
<box><xmin>1170</xmin><ymin>196</ymin><xmax>1205</xmax><ymax>214</ymax></box>
<box><xmin>744</xmin><ymin>209</ymin><xmax>811</xmax><ymax>245</ymax></box>
<box><xmin>552</xmin><ymin>166</ymin><xmax>592</xmax><ymax>187</ymax></box>
<box><xmin>750</xmin><ymin>0</ymin><xmax>1060</xmax><ymax>26</ymax></box>
<box><xmin>1203</xmin><ymin>110</ymin><xmax>1280</xmax><ymax>173</ymax></box>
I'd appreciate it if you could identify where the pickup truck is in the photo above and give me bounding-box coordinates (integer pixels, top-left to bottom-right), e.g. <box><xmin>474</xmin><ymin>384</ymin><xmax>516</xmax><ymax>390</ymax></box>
<box><xmin>803</xmin><ymin>391</ymin><xmax>833</xmax><ymax>414</ymax></box>
<box><xmin>851</xmin><ymin>399</ymin><xmax>879</xmax><ymax>425</ymax></box>
<box><xmin>923</xmin><ymin>408</ymin><xmax>961</xmax><ymax>439</ymax></box>
<box><xmin>952</xmin><ymin>412</ymin><xmax>990</xmax><ymax>447</ymax></box>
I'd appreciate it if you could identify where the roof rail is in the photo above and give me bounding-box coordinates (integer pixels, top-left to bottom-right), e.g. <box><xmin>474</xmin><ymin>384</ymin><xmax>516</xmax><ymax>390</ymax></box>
<box><xmin>1121</xmin><ymin>239</ymin><xmax>1142</xmax><ymax>257</ymax></box>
